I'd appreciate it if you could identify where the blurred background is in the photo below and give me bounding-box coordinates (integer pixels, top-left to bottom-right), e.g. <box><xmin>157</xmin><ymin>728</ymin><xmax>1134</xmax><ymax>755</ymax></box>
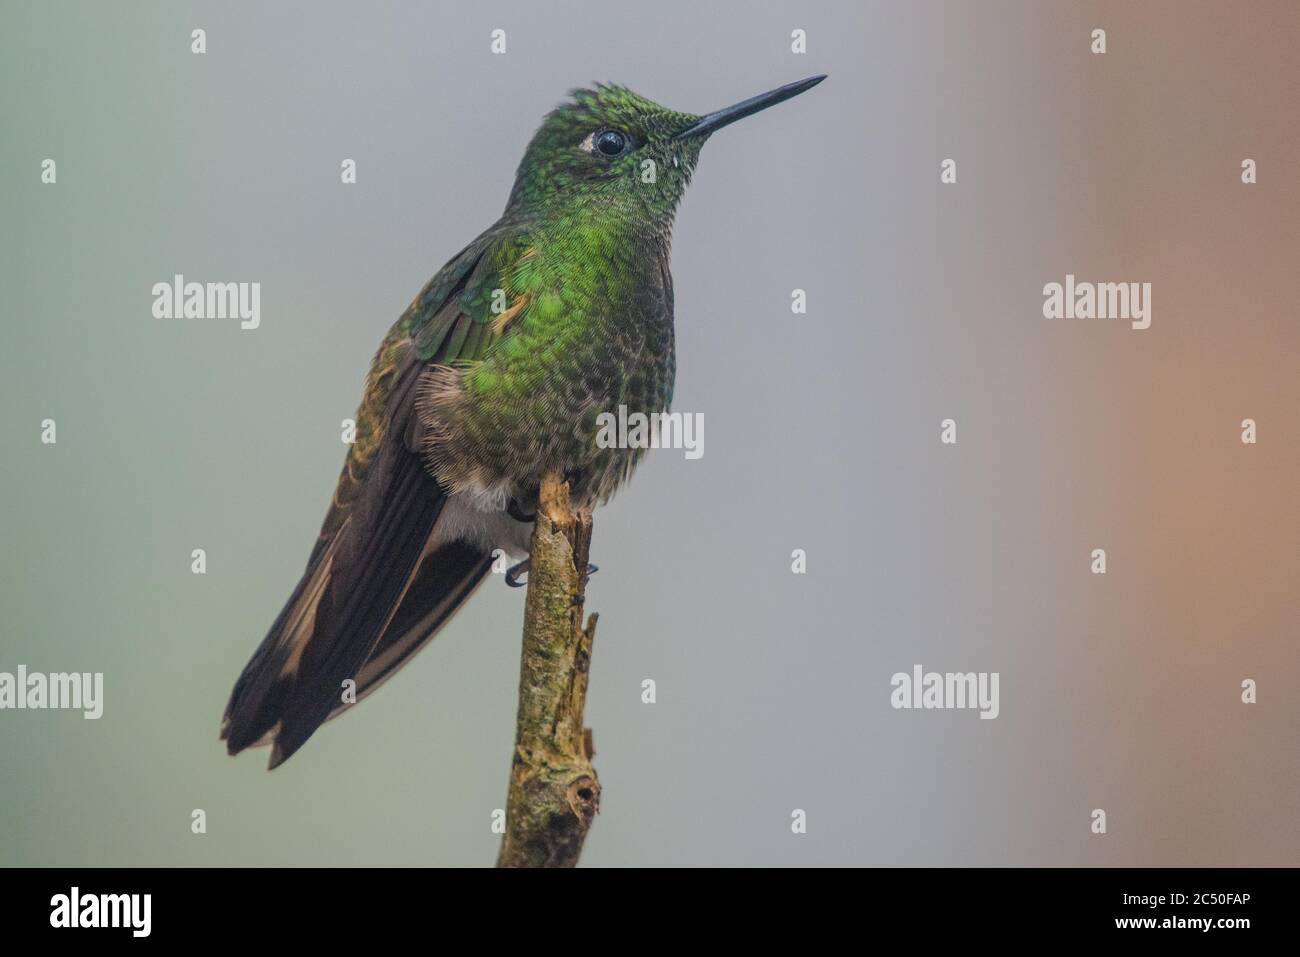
<box><xmin>1</xmin><ymin>0</ymin><xmax>1296</xmax><ymax>866</ymax></box>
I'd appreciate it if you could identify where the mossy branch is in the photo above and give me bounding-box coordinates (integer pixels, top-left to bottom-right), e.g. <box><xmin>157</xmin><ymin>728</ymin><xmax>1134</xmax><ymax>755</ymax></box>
<box><xmin>496</xmin><ymin>472</ymin><xmax>599</xmax><ymax>868</ymax></box>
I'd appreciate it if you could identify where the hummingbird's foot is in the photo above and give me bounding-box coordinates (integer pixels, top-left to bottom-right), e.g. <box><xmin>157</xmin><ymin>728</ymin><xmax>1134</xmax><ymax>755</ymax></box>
<box><xmin>505</xmin><ymin>559</ymin><xmax>596</xmax><ymax>587</ymax></box>
<box><xmin>505</xmin><ymin>558</ymin><xmax>530</xmax><ymax>588</ymax></box>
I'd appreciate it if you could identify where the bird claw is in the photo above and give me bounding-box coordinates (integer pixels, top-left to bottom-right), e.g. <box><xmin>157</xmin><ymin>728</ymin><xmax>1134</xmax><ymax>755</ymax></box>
<box><xmin>504</xmin><ymin>560</ymin><xmax>597</xmax><ymax>588</ymax></box>
<box><xmin>505</xmin><ymin>559</ymin><xmax>530</xmax><ymax>588</ymax></box>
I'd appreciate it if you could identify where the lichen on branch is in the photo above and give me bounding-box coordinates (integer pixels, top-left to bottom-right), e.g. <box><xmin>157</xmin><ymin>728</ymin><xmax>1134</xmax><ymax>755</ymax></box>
<box><xmin>496</xmin><ymin>472</ymin><xmax>599</xmax><ymax>868</ymax></box>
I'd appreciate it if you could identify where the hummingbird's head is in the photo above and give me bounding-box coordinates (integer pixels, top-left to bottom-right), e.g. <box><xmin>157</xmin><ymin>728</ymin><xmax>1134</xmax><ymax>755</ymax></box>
<box><xmin>506</xmin><ymin>76</ymin><xmax>826</xmax><ymax>227</ymax></box>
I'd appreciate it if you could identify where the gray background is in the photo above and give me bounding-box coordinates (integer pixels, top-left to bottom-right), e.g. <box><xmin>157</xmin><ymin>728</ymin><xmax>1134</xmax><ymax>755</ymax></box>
<box><xmin>1</xmin><ymin>0</ymin><xmax>1296</xmax><ymax>866</ymax></box>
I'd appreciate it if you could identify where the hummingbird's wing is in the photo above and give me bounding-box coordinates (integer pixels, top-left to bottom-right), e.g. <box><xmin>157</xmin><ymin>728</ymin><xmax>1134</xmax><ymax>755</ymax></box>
<box><xmin>222</xmin><ymin>228</ymin><xmax>517</xmax><ymax>769</ymax></box>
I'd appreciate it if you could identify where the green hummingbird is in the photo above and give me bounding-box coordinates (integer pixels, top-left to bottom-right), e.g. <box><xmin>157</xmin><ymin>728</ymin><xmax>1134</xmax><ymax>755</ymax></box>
<box><xmin>222</xmin><ymin>75</ymin><xmax>826</xmax><ymax>768</ymax></box>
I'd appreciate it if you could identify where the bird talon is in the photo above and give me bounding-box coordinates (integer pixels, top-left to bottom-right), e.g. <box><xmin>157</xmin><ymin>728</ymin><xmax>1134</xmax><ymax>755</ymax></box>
<box><xmin>505</xmin><ymin>559</ymin><xmax>594</xmax><ymax>587</ymax></box>
<box><xmin>505</xmin><ymin>559</ymin><xmax>530</xmax><ymax>588</ymax></box>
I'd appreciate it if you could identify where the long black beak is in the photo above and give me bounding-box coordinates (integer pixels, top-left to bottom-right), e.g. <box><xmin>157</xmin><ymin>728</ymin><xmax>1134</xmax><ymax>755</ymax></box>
<box><xmin>674</xmin><ymin>74</ymin><xmax>827</xmax><ymax>140</ymax></box>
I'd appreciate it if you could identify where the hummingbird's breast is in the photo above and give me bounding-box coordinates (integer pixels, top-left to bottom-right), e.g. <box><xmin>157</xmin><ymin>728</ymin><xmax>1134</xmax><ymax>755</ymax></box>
<box><xmin>420</xmin><ymin>221</ymin><xmax>676</xmax><ymax>509</ymax></box>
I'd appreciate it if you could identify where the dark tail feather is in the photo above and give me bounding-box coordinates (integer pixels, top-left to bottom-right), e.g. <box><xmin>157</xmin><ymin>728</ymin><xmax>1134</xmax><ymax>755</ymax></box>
<box><xmin>265</xmin><ymin>460</ymin><xmax>444</xmax><ymax>768</ymax></box>
<box><xmin>219</xmin><ymin>534</ymin><xmax>338</xmax><ymax>756</ymax></box>
<box><xmin>324</xmin><ymin>538</ymin><xmax>493</xmax><ymax>721</ymax></box>
<box><xmin>222</xmin><ymin>434</ymin><xmax>479</xmax><ymax>767</ymax></box>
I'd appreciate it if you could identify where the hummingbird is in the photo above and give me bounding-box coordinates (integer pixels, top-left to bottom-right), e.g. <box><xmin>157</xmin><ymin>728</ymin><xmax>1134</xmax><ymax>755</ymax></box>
<box><xmin>222</xmin><ymin>75</ymin><xmax>827</xmax><ymax>769</ymax></box>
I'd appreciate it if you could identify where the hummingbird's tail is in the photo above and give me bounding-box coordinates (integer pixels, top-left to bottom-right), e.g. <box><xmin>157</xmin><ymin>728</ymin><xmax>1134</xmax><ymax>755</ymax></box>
<box><xmin>220</xmin><ymin>389</ymin><xmax>493</xmax><ymax>769</ymax></box>
<box><xmin>220</xmin><ymin>490</ymin><xmax>494</xmax><ymax>768</ymax></box>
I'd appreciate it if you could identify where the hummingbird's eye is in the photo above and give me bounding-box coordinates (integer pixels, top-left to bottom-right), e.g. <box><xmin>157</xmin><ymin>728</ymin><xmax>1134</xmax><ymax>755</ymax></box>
<box><xmin>593</xmin><ymin>129</ymin><xmax>628</xmax><ymax>157</ymax></box>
